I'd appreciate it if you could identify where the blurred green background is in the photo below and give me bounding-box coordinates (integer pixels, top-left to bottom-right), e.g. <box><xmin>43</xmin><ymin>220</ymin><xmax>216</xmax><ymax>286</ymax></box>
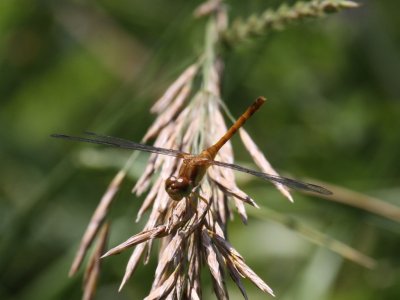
<box><xmin>1</xmin><ymin>0</ymin><xmax>399</xmax><ymax>299</ymax></box>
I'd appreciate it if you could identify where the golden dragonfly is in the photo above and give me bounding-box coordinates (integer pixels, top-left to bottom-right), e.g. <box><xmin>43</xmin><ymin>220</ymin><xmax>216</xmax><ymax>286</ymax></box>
<box><xmin>52</xmin><ymin>97</ymin><xmax>332</xmax><ymax>200</ymax></box>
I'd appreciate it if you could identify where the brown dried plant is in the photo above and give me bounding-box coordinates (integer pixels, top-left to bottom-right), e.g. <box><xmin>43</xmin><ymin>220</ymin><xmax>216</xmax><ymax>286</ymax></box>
<box><xmin>101</xmin><ymin>63</ymin><xmax>282</xmax><ymax>298</ymax></box>
<box><xmin>71</xmin><ymin>67</ymin><xmax>287</xmax><ymax>299</ymax></box>
<box><xmin>72</xmin><ymin>67</ymin><xmax>285</xmax><ymax>298</ymax></box>
<box><xmin>64</xmin><ymin>1</ymin><xmax>361</xmax><ymax>299</ymax></box>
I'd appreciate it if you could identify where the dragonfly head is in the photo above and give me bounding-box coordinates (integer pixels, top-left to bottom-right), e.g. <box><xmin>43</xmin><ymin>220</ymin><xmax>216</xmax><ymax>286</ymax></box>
<box><xmin>165</xmin><ymin>176</ymin><xmax>192</xmax><ymax>201</ymax></box>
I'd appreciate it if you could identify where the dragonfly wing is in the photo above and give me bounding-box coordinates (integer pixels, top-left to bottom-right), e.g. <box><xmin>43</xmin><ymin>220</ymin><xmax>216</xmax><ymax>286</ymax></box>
<box><xmin>51</xmin><ymin>133</ymin><xmax>189</xmax><ymax>159</ymax></box>
<box><xmin>210</xmin><ymin>160</ymin><xmax>332</xmax><ymax>195</ymax></box>
<box><xmin>82</xmin><ymin>132</ymin><xmax>190</xmax><ymax>158</ymax></box>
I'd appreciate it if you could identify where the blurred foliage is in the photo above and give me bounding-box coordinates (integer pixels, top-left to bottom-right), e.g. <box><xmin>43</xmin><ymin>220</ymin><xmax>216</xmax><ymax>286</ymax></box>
<box><xmin>1</xmin><ymin>0</ymin><xmax>399</xmax><ymax>299</ymax></box>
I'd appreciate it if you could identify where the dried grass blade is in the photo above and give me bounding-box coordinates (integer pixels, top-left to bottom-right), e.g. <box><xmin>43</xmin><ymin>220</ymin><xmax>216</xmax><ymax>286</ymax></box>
<box><xmin>202</xmin><ymin>230</ymin><xmax>228</xmax><ymax>300</ymax></box>
<box><xmin>132</xmin><ymin>153</ymin><xmax>158</xmax><ymax>196</ymax></box>
<box><xmin>118</xmin><ymin>243</ymin><xmax>147</xmax><ymax>291</ymax></box>
<box><xmin>233</xmin><ymin>257</ymin><xmax>275</xmax><ymax>297</ymax></box>
<box><xmin>233</xmin><ymin>198</ymin><xmax>248</xmax><ymax>225</ymax></box>
<box><xmin>187</xmin><ymin>235</ymin><xmax>202</xmax><ymax>300</ymax></box>
<box><xmin>144</xmin><ymin>82</ymin><xmax>192</xmax><ymax>142</ymax></box>
<box><xmin>69</xmin><ymin>171</ymin><xmax>124</xmax><ymax>276</ymax></box>
<box><xmin>83</xmin><ymin>222</ymin><xmax>109</xmax><ymax>300</ymax></box>
<box><xmin>209</xmin><ymin>230</ymin><xmax>274</xmax><ymax>296</ymax></box>
<box><xmin>153</xmin><ymin>234</ymin><xmax>183</xmax><ymax>287</ymax></box>
<box><xmin>133</xmin><ymin>123</ymin><xmax>179</xmax><ymax>197</ymax></box>
<box><xmin>208</xmin><ymin>167</ymin><xmax>253</xmax><ymax>223</ymax></box>
<box><xmin>135</xmin><ymin>177</ymin><xmax>163</xmax><ymax>222</ymax></box>
<box><xmin>143</xmin><ymin>239</ymin><xmax>154</xmax><ymax>266</ymax></box>
<box><xmin>144</xmin><ymin>263</ymin><xmax>182</xmax><ymax>300</ymax></box>
<box><xmin>189</xmin><ymin>290</ymin><xmax>201</xmax><ymax>300</ymax></box>
<box><xmin>102</xmin><ymin>226</ymin><xmax>166</xmax><ymax>258</ymax></box>
<box><xmin>175</xmin><ymin>269</ymin><xmax>185</xmax><ymax>299</ymax></box>
<box><xmin>210</xmin><ymin>173</ymin><xmax>259</xmax><ymax>208</ymax></box>
<box><xmin>214</xmin><ymin>186</ymin><xmax>228</xmax><ymax>225</ymax></box>
<box><xmin>151</xmin><ymin>63</ymin><xmax>198</xmax><ymax>114</ymax></box>
<box><xmin>166</xmin><ymin>200</ymin><xmax>190</xmax><ymax>233</ymax></box>
<box><xmin>209</xmin><ymin>231</ymin><xmax>242</xmax><ymax>260</ymax></box>
<box><xmin>226</xmin><ymin>261</ymin><xmax>248</xmax><ymax>300</ymax></box>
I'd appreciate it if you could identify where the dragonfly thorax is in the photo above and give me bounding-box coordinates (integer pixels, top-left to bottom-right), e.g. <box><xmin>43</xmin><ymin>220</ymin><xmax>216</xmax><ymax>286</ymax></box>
<box><xmin>165</xmin><ymin>175</ymin><xmax>193</xmax><ymax>201</ymax></box>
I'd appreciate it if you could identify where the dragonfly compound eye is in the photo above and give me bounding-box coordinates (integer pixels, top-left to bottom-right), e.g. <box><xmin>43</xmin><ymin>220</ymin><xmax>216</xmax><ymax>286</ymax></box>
<box><xmin>165</xmin><ymin>176</ymin><xmax>192</xmax><ymax>201</ymax></box>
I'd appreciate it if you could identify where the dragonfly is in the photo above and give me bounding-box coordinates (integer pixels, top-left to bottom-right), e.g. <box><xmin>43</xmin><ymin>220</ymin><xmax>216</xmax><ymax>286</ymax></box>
<box><xmin>51</xmin><ymin>97</ymin><xmax>332</xmax><ymax>201</ymax></box>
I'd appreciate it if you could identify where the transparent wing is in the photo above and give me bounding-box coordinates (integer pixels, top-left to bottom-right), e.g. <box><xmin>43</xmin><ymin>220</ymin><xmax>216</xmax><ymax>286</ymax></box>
<box><xmin>51</xmin><ymin>132</ymin><xmax>189</xmax><ymax>158</ymax></box>
<box><xmin>210</xmin><ymin>160</ymin><xmax>332</xmax><ymax>195</ymax></box>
